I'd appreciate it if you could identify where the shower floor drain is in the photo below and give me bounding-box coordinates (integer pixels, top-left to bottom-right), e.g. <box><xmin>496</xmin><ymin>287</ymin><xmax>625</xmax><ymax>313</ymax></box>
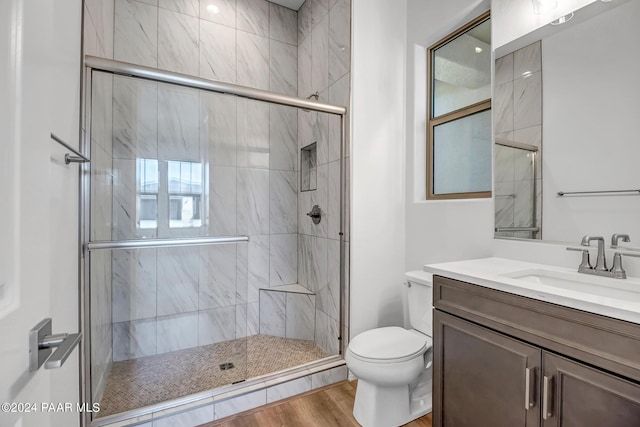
<box><xmin>219</xmin><ymin>362</ymin><xmax>235</xmax><ymax>371</ymax></box>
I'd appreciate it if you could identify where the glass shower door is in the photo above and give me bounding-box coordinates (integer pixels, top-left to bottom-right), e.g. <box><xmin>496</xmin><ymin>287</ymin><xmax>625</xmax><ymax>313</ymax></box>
<box><xmin>87</xmin><ymin>65</ymin><xmax>346</xmax><ymax>421</ymax></box>
<box><xmin>89</xmin><ymin>70</ymin><xmax>248</xmax><ymax>418</ymax></box>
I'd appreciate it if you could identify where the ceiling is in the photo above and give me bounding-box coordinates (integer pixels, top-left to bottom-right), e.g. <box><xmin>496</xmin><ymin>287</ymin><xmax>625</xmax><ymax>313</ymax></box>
<box><xmin>270</xmin><ymin>0</ymin><xmax>305</xmax><ymax>10</ymax></box>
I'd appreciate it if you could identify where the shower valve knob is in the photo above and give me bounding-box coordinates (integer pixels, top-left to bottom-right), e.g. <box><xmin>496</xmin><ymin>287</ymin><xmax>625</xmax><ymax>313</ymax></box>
<box><xmin>306</xmin><ymin>205</ymin><xmax>322</xmax><ymax>224</ymax></box>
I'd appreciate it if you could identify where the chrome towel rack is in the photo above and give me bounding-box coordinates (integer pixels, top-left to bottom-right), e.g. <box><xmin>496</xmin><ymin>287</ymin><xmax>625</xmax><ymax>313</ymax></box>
<box><xmin>50</xmin><ymin>133</ymin><xmax>90</xmax><ymax>164</ymax></box>
<box><xmin>557</xmin><ymin>189</ymin><xmax>640</xmax><ymax>197</ymax></box>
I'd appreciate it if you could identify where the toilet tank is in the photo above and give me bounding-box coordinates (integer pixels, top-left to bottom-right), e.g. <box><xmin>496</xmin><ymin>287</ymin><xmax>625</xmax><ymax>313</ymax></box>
<box><xmin>405</xmin><ymin>271</ymin><xmax>433</xmax><ymax>336</ymax></box>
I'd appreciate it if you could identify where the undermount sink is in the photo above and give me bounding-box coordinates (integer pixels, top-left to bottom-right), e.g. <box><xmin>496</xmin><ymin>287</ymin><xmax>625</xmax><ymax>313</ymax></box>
<box><xmin>501</xmin><ymin>268</ymin><xmax>640</xmax><ymax>301</ymax></box>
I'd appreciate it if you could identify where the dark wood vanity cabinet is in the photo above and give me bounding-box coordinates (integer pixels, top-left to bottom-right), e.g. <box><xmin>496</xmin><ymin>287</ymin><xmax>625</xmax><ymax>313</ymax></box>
<box><xmin>542</xmin><ymin>352</ymin><xmax>640</xmax><ymax>427</ymax></box>
<box><xmin>432</xmin><ymin>275</ymin><xmax>640</xmax><ymax>427</ymax></box>
<box><xmin>434</xmin><ymin>310</ymin><xmax>541</xmax><ymax>427</ymax></box>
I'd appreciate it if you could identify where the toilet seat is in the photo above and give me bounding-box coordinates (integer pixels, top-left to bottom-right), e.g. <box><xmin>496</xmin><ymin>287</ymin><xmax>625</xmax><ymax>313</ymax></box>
<box><xmin>348</xmin><ymin>326</ymin><xmax>430</xmax><ymax>363</ymax></box>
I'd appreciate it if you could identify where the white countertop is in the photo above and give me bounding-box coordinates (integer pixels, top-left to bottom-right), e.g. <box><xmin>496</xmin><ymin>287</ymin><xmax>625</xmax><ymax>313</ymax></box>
<box><xmin>424</xmin><ymin>257</ymin><xmax>640</xmax><ymax>325</ymax></box>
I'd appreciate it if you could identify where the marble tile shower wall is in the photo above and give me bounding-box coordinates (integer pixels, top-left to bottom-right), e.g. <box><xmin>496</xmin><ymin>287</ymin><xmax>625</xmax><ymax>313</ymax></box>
<box><xmin>84</xmin><ymin>0</ymin><xmax>114</xmax><ymax>59</ymax></box>
<box><xmin>84</xmin><ymin>0</ymin><xmax>350</xmax><ymax>367</ymax></box>
<box><xmin>107</xmin><ymin>87</ymin><xmax>301</xmax><ymax>361</ymax></box>
<box><xmin>296</xmin><ymin>0</ymin><xmax>350</xmax><ymax>356</ymax></box>
<box><xmin>86</xmin><ymin>0</ymin><xmax>299</xmax><ymax>96</ymax></box>
<box><xmin>494</xmin><ymin>41</ymin><xmax>542</xmax><ymax>240</ymax></box>
<box><xmin>83</xmin><ymin>0</ymin><xmax>305</xmax><ymax>362</ymax></box>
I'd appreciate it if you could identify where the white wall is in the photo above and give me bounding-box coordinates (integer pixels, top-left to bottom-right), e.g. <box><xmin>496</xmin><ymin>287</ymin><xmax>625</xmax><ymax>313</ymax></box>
<box><xmin>49</xmin><ymin>2</ymin><xmax>83</xmax><ymax>426</ymax></box>
<box><xmin>405</xmin><ymin>0</ymin><xmax>493</xmax><ymax>271</ymax></box>
<box><xmin>350</xmin><ymin>0</ymin><xmax>408</xmax><ymax>337</ymax></box>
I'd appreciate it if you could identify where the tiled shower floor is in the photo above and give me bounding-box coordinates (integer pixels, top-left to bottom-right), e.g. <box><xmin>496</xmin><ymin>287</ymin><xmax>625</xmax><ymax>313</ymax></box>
<box><xmin>97</xmin><ymin>335</ymin><xmax>328</xmax><ymax>417</ymax></box>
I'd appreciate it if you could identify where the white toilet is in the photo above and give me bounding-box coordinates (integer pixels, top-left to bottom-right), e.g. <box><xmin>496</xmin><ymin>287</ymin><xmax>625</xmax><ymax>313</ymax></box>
<box><xmin>345</xmin><ymin>271</ymin><xmax>433</xmax><ymax>427</ymax></box>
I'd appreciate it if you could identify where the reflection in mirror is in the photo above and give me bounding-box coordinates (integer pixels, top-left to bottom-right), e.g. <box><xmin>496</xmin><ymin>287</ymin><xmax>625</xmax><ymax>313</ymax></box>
<box><xmin>494</xmin><ymin>40</ymin><xmax>542</xmax><ymax>239</ymax></box>
<box><xmin>493</xmin><ymin>0</ymin><xmax>640</xmax><ymax>246</ymax></box>
<box><xmin>494</xmin><ymin>140</ymin><xmax>539</xmax><ymax>239</ymax></box>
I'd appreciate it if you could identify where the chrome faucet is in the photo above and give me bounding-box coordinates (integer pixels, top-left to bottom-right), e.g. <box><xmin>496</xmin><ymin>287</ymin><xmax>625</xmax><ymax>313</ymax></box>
<box><xmin>580</xmin><ymin>235</ymin><xmax>607</xmax><ymax>272</ymax></box>
<box><xmin>573</xmin><ymin>234</ymin><xmax>632</xmax><ymax>279</ymax></box>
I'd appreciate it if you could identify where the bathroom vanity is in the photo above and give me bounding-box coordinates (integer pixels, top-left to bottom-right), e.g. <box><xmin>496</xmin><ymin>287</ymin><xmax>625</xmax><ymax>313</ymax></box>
<box><xmin>426</xmin><ymin>258</ymin><xmax>640</xmax><ymax>427</ymax></box>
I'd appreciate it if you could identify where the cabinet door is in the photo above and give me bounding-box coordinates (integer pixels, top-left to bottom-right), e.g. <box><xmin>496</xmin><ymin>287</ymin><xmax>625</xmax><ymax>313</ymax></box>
<box><xmin>434</xmin><ymin>310</ymin><xmax>541</xmax><ymax>427</ymax></box>
<box><xmin>542</xmin><ymin>352</ymin><xmax>640</xmax><ymax>427</ymax></box>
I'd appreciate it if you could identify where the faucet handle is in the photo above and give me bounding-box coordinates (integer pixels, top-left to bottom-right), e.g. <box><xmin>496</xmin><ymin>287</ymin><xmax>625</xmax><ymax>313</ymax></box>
<box><xmin>610</xmin><ymin>253</ymin><xmax>627</xmax><ymax>279</ymax></box>
<box><xmin>579</xmin><ymin>250</ymin><xmax>592</xmax><ymax>271</ymax></box>
<box><xmin>611</xmin><ymin>233</ymin><xmax>631</xmax><ymax>247</ymax></box>
<box><xmin>567</xmin><ymin>247</ymin><xmax>592</xmax><ymax>272</ymax></box>
<box><xmin>578</xmin><ymin>236</ymin><xmax>607</xmax><ymax>271</ymax></box>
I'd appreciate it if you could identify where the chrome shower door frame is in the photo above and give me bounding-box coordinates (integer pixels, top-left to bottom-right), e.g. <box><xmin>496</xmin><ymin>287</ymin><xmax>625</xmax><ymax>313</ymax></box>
<box><xmin>80</xmin><ymin>56</ymin><xmax>349</xmax><ymax>426</ymax></box>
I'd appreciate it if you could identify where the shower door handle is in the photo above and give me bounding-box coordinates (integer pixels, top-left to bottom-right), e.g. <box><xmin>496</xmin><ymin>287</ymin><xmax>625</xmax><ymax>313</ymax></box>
<box><xmin>29</xmin><ymin>318</ymin><xmax>82</xmax><ymax>371</ymax></box>
<box><xmin>44</xmin><ymin>333</ymin><xmax>82</xmax><ymax>369</ymax></box>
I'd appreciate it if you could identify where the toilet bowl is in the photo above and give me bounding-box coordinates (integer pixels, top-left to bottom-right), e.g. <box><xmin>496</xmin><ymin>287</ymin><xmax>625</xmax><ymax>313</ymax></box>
<box><xmin>346</xmin><ymin>271</ymin><xmax>433</xmax><ymax>427</ymax></box>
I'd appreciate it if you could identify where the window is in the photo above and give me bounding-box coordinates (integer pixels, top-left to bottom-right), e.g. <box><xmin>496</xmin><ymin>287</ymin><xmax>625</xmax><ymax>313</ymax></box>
<box><xmin>427</xmin><ymin>11</ymin><xmax>492</xmax><ymax>200</ymax></box>
<box><xmin>168</xmin><ymin>160</ymin><xmax>203</xmax><ymax>228</ymax></box>
<box><xmin>136</xmin><ymin>158</ymin><xmax>204</xmax><ymax>231</ymax></box>
<box><xmin>137</xmin><ymin>158</ymin><xmax>159</xmax><ymax>229</ymax></box>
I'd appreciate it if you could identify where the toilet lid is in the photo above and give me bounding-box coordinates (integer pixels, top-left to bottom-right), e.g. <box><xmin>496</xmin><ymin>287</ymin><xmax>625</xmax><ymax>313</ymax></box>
<box><xmin>348</xmin><ymin>327</ymin><xmax>428</xmax><ymax>362</ymax></box>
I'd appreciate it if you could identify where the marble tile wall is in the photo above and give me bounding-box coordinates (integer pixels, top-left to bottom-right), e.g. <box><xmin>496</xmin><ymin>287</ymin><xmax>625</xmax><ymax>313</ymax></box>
<box><xmin>109</xmin><ymin>237</ymin><xmax>306</xmax><ymax>361</ymax></box>
<box><xmin>258</xmin><ymin>288</ymin><xmax>316</xmax><ymax>339</ymax></box>
<box><xmin>84</xmin><ymin>0</ymin><xmax>115</xmax><ymax>58</ymax></box>
<box><xmin>494</xmin><ymin>41</ymin><xmax>542</xmax><ymax>239</ymax></box>
<box><xmin>109</xmin><ymin>237</ymin><xmax>314</xmax><ymax>362</ymax></box>
<box><xmin>86</xmin><ymin>0</ymin><xmax>348</xmax><ymax>393</ymax></box>
<box><xmin>86</xmin><ymin>0</ymin><xmax>299</xmax><ymax>98</ymax></box>
<box><xmin>85</xmin><ymin>0</ymin><xmax>302</xmax><ymax>363</ymax></box>
<box><xmin>296</xmin><ymin>0</ymin><xmax>350</xmax><ymax>356</ymax></box>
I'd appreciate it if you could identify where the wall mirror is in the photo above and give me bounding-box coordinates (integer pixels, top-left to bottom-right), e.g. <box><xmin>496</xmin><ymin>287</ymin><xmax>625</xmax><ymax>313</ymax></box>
<box><xmin>493</xmin><ymin>0</ymin><xmax>640</xmax><ymax>247</ymax></box>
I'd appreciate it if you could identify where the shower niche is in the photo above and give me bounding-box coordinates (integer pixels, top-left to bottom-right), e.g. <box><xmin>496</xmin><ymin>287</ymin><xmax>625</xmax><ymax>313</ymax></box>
<box><xmin>300</xmin><ymin>142</ymin><xmax>317</xmax><ymax>192</ymax></box>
